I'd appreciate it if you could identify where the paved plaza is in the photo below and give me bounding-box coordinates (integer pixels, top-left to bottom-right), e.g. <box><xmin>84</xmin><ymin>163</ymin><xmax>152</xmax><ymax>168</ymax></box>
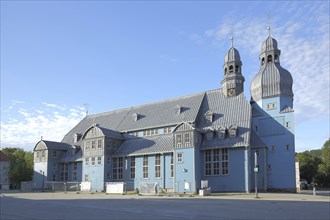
<box><xmin>1</xmin><ymin>191</ymin><xmax>329</xmax><ymax>220</ymax></box>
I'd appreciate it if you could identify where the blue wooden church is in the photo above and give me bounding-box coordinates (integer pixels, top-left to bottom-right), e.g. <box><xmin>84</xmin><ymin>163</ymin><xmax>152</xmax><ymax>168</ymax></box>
<box><xmin>33</xmin><ymin>31</ymin><xmax>296</xmax><ymax>193</ymax></box>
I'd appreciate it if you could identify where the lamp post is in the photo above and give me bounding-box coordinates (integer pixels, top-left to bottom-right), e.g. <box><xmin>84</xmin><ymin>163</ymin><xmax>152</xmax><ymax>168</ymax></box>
<box><xmin>254</xmin><ymin>151</ymin><xmax>259</xmax><ymax>198</ymax></box>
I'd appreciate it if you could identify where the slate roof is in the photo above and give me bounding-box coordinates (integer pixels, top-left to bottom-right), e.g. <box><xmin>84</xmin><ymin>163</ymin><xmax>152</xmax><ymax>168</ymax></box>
<box><xmin>34</xmin><ymin>140</ymin><xmax>70</xmax><ymax>151</ymax></box>
<box><xmin>113</xmin><ymin>134</ymin><xmax>174</xmax><ymax>157</ymax></box>
<box><xmin>62</xmin><ymin>91</ymin><xmax>205</xmax><ymax>145</ymax></box>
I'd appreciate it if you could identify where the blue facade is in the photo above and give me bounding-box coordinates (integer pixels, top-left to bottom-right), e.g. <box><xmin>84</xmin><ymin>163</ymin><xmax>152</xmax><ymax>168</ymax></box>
<box><xmin>33</xmin><ymin>33</ymin><xmax>297</xmax><ymax>193</ymax></box>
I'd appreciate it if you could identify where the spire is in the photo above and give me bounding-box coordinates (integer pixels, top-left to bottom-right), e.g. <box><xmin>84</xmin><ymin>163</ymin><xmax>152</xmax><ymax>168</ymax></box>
<box><xmin>230</xmin><ymin>36</ymin><xmax>234</xmax><ymax>48</ymax></box>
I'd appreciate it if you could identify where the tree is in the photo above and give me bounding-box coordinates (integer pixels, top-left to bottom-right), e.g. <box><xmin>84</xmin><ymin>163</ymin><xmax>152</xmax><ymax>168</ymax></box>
<box><xmin>296</xmin><ymin>151</ymin><xmax>321</xmax><ymax>184</ymax></box>
<box><xmin>2</xmin><ymin>148</ymin><xmax>34</xmax><ymax>189</ymax></box>
<box><xmin>316</xmin><ymin>139</ymin><xmax>330</xmax><ymax>187</ymax></box>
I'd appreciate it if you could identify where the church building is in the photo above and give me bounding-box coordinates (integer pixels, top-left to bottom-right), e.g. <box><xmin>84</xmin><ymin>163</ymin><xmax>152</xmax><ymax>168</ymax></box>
<box><xmin>33</xmin><ymin>29</ymin><xmax>296</xmax><ymax>193</ymax></box>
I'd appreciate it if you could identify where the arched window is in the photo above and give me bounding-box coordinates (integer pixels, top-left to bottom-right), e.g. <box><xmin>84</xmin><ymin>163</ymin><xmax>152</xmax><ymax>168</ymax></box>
<box><xmin>225</xmin><ymin>68</ymin><xmax>227</xmax><ymax>75</ymax></box>
<box><xmin>229</xmin><ymin>65</ymin><xmax>234</xmax><ymax>73</ymax></box>
<box><xmin>261</xmin><ymin>57</ymin><xmax>265</xmax><ymax>65</ymax></box>
<box><xmin>274</xmin><ymin>55</ymin><xmax>279</xmax><ymax>63</ymax></box>
<box><xmin>267</xmin><ymin>55</ymin><xmax>272</xmax><ymax>63</ymax></box>
<box><xmin>235</xmin><ymin>65</ymin><xmax>239</xmax><ymax>73</ymax></box>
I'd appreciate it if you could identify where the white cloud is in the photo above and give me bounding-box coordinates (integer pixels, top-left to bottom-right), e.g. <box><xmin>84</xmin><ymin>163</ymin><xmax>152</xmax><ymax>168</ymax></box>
<box><xmin>197</xmin><ymin>2</ymin><xmax>330</xmax><ymax>123</ymax></box>
<box><xmin>0</xmin><ymin>103</ymin><xmax>85</xmax><ymax>151</ymax></box>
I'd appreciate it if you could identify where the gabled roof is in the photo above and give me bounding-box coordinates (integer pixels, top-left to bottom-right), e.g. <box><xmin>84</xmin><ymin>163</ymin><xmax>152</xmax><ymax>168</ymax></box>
<box><xmin>280</xmin><ymin>105</ymin><xmax>294</xmax><ymax>113</ymax></box>
<box><xmin>113</xmin><ymin>134</ymin><xmax>174</xmax><ymax>157</ymax></box>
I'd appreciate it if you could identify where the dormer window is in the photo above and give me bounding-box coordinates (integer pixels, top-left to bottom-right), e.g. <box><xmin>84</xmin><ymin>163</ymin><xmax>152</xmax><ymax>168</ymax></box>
<box><xmin>267</xmin><ymin>55</ymin><xmax>272</xmax><ymax>63</ymax></box>
<box><xmin>229</xmin><ymin>125</ymin><xmax>238</xmax><ymax>138</ymax></box>
<box><xmin>175</xmin><ymin>105</ymin><xmax>181</xmax><ymax>114</ymax></box>
<box><xmin>217</xmin><ymin>126</ymin><xmax>226</xmax><ymax>139</ymax></box>
<box><xmin>132</xmin><ymin>113</ymin><xmax>139</xmax><ymax>121</ymax></box>
<box><xmin>204</xmin><ymin>110</ymin><xmax>213</xmax><ymax>124</ymax></box>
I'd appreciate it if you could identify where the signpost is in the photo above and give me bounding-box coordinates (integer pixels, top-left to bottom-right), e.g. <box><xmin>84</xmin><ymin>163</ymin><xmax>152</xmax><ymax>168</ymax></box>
<box><xmin>254</xmin><ymin>151</ymin><xmax>259</xmax><ymax>198</ymax></box>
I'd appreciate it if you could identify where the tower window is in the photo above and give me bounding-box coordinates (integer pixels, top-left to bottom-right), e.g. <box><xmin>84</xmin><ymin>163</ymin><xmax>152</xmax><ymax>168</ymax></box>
<box><xmin>225</xmin><ymin>68</ymin><xmax>227</xmax><ymax>75</ymax></box>
<box><xmin>229</xmin><ymin>65</ymin><xmax>234</xmax><ymax>73</ymax></box>
<box><xmin>235</xmin><ymin>65</ymin><xmax>239</xmax><ymax>73</ymax></box>
<box><xmin>267</xmin><ymin>55</ymin><xmax>272</xmax><ymax>63</ymax></box>
<box><xmin>261</xmin><ymin>57</ymin><xmax>265</xmax><ymax>65</ymax></box>
<box><xmin>275</xmin><ymin>55</ymin><xmax>279</xmax><ymax>62</ymax></box>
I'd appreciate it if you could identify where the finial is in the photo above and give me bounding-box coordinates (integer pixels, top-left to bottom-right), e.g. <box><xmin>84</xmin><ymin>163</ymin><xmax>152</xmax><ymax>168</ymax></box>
<box><xmin>266</xmin><ymin>13</ymin><xmax>271</xmax><ymax>37</ymax></box>
<box><xmin>41</xmin><ymin>136</ymin><xmax>43</xmax><ymax>140</ymax></box>
<box><xmin>230</xmin><ymin>36</ymin><xmax>234</xmax><ymax>47</ymax></box>
<box><xmin>84</xmin><ymin>103</ymin><xmax>89</xmax><ymax>116</ymax></box>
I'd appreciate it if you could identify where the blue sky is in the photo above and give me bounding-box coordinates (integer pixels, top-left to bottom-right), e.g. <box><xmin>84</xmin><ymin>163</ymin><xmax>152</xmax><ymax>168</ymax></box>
<box><xmin>1</xmin><ymin>1</ymin><xmax>329</xmax><ymax>152</ymax></box>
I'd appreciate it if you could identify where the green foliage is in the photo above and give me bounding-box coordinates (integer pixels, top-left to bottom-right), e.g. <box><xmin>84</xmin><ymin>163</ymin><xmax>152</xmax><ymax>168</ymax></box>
<box><xmin>2</xmin><ymin>148</ymin><xmax>34</xmax><ymax>189</ymax></box>
<box><xmin>297</xmin><ymin>139</ymin><xmax>330</xmax><ymax>187</ymax></box>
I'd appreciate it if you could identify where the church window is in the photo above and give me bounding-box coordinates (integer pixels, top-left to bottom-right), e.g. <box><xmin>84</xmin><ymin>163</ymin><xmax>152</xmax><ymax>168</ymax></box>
<box><xmin>37</xmin><ymin>151</ymin><xmax>40</xmax><ymax>158</ymax></box>
<box><xmin>267</xmin><ymin>55</ymin><xmax>272</xmax><ymax>63</ymax></box>
<box><xmin>155</xmin><ymin>154</ymin><xmax>161</xmax><ymax>178</ymax></box>
<box><xmin>275</xmin><ymin>55</ymin><xmax>279</xmax><ymax>62</ymax></box>
<box><xmin>164</xmin><ymin>127</ymin><xmax>172</xmax><ymax>134</ymax></box>
<box><xmin>225</xmin><ymin>68</ymin><xmax>227</xmax><ymax>75</ymax></box>
<box><xmin>91</xmin><ymin>127</ymin><xmax>95</xmax><ymax>134</ymax></box>
<box><xmin>286</xmin><ymin>121</ymin><xmax>290</xmax><ymax>128</ymax></box>
<box><xmin>97</xmin><ymin>140</ymin><xmax>102</xmax><ymax>149</ymax></box>
<box><xmin>112</xmin><ymin>158</ymin><xmax>118</xmax><ymax>179</ymax></box>
<box><xmin>184</xmin><ymin>133</ymin><xmax>190</xmax><ymax>143</ymax></box>
<box><xmin>130</xmin><ymin>156</ymin><xmax>135</xmax><ymax>179</ymax></box>
<box><xmin>205</xmin><ymin>150</ymin><xmax>212</xmax><ymax>176</ymax></box>
<box><xmin>42</xmin><ymin>150</ymin><xmax>45</xmax><ymax>158</ymax></box>
<box><xmin>261</xmin><ymin>57</ymin><xmax>265</xmax><ymax>65</ymax></box>
<box><xmin>118</xmin><ymin>157</ymin><xmax>123</xmax><ymax>179</ymax></box>
<box><xmin>213</xmin><ymin>149</ymin><xmax>220</xmax><ymax>175</ymax></box>
<box><xmin>221</xmin><ymin>148</ymin><xmax>229</xmax><ymax>175</ymax></box>
<box><xmin>97</xmin><ymin>157</ymin><xmax>102</xmax><ymax>165</ymax></box>
<box><xmin>85</xmin><ymin>141</ymin><xmax>90</xmax><ymax>150</ymax></box>
<box><xmin>143</xmin><ymin>155</ymin><xmax>149</xmax><ymax>178</ymax></box>
<box><xmin>177</xmin><ymin>152</ymin><xmax>184</xmax><ymax>163</ymax></box>
<box><xmin>229</xmin><ymin>65</ymin><xmax>234</xmax><ymax>73</ymax></box>
<box><xmin>176</xmin><ymin>134</ymin><xmax>182</xmax><ymax>147</ymax></box>
<box><xmin>60</xmin><ymin>163</ymin><xmax>68</xmax><ymax>181</ymax></box>
<box><xmin>170</xmin><ymin>153</ymin><xmax>174</xmax><ymax>178</ymax></box>
<box><xmin>91</xmin><ymin>140</ymin><xmax>96</xmax><ymax>149</ymax></box>
<box><xmin>235</xmin><ymin>65</ymin><xmax>239</xmax><ymax>73</ymax></box>
<box><xmin>266</xmin><ymin>103</ymin><xmax>276</xmax><ymax>110</ymax></box>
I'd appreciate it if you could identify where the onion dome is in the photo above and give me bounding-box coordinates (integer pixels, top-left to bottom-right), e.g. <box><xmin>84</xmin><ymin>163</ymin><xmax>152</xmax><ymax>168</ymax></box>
<box><xmin>250</xmin><ymin>36</ymin><xmax>293</xmax><ymax>102</ymax></box>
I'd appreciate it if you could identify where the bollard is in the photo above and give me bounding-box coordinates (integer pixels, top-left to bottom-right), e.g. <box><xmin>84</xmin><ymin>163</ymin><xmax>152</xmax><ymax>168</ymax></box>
<box><xmin>313</xmin><ymin>187</ymin><xmax>316</xmax><ymax>196</ymax></box>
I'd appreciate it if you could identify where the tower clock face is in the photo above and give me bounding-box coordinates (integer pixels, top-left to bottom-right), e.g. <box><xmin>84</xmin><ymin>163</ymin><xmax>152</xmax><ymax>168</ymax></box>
<box><xmin>227</xmin><ymin>88</ymin><xmax>235</xmax><ymax>97</ymax></box>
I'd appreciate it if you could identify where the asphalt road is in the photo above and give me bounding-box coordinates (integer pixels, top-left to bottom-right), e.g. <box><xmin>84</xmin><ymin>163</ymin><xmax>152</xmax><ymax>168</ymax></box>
<box><xmin>1</xmin><ymin>194</ymin><xmax>329</xmax><ymax>220</ymax></box>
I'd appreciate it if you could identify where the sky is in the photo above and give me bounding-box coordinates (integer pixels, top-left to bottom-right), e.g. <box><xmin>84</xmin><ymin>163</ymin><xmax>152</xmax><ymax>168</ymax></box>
<box><xmin>1</xmin><ymin>1</ymin><xmax>329</xmax><ymax>152</ymax></box>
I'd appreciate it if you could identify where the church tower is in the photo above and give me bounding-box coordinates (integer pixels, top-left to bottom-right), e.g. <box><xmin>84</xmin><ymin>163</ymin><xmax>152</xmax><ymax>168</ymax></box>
<box><xmin>221</xmin><ymin>37</ymin><xmax>245</xmax><ymax>97</ymax></box>
<box><xmin>250</xmin><ymin>27</ymin><xmax>296</xmax><ymax>192</ymax></box>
